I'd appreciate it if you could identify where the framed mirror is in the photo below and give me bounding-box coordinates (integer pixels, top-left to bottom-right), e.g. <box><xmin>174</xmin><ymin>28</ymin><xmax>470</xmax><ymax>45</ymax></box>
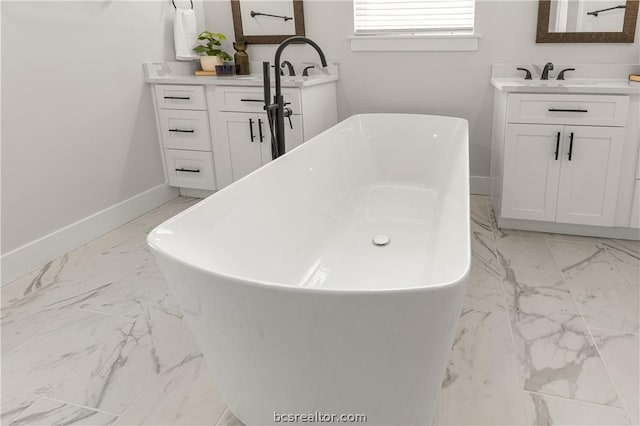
<box><xmin>231</xmin><ymin>0</ymin><xmax>305</xmax><ymax>44</ymax></box>
<box><xmin>537</xmin><ymin>0</ymin><xmax>638</xmax><ymax>42</ymax></box>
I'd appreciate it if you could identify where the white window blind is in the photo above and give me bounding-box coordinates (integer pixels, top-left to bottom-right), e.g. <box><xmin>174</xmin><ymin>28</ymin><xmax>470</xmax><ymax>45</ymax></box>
<box><xmin>354</xmin><ymin>0</ymin><xmax>475</xmax><ymax>34</ymax></box>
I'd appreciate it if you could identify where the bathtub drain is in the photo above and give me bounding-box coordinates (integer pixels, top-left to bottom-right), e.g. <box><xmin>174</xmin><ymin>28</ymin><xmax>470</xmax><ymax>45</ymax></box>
<box><xmin>372</xmin><ymin>234</ymin><xmax>390</xmax><ymax>246</ymax></box>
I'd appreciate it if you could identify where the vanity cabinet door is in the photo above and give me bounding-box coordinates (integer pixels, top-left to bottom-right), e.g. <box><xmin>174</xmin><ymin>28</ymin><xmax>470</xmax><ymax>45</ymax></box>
<box><xmin>258</xmin><ymin>113</ymin><xmax>304</xmax><ymax>165</ymax></box>
<box><xmin>556</xmin><ymin>126</ymin><xmax>625</xmax><ymax>226</ymax></box>
<box><xmin>219</xmin><ymin>112</ymin><xmax>264</xmax><ymax>182</ymax></box>
<box><xmin>502</xmin><ymin>124</ymin><xmax>563</xmax><ymax>221</ymax></box>
<box><xmin>284</xmin><ymin>114</ymin><xmax>304</xmax><ymax>153</ymax></box>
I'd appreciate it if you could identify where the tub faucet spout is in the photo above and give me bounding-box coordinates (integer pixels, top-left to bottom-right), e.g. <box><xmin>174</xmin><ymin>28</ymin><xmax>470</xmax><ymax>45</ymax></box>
<box><xmin>263</xmin><ymin>37</ymin><xmax>328</xmax><ymax>160</ymax></box>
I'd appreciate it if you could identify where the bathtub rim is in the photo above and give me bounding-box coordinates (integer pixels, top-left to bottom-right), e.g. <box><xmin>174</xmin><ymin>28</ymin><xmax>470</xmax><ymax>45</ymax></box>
<box><xmin>148</xmin><ymin>112</ymin><xmax>471</xmax><ymax>295</ymax></box>
<box><xmin>148</xmin><ymin>225</ymin><xmax>471</xmax><ymax>296</ymax></box>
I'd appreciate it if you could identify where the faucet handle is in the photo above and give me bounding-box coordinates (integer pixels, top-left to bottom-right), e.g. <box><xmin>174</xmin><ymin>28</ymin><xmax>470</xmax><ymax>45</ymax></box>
<box><xmin>302</xmin><ymin>62</ymin><xmax>330</xmax><ymax>75</ymax></box>
<box><xmin>557</xmin><ymin>68</ymin><xmax>576</xmax><ymax>80</ymax></box>
<box><xmin>517</xmin><ymin>67</ymin><xmax>532</xmax><ymax>80</ymax></box>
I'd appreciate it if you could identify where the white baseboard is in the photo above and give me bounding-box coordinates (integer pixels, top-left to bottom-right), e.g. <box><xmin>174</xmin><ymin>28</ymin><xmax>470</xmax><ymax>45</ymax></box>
<box><xmin>1</xmin><ymin>184</ymin><xmax>179</xmax><ymax>286</ymax></box>
<box><xmin>179</xmin><ymin>188</ymin><xmax>215</xmax><ymax>198</ymax></box>
<box><xmin>498</xmin><ymin>217</ymin><xmax>640</xmax><ymax>240</ymax></box>
<box><xmin>470</xmin><ymin>176</ymin><xmax>490</xmax><ymax>195</ymax></box>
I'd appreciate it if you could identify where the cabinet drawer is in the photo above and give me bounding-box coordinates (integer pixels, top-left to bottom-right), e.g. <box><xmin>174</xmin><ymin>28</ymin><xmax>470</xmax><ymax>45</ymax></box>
<box><xmin>164</xmin><ymin>149</ymin><xmax>216</xmax><ymax>190</ymax></box>
<box><xmin>507</xmin><ymin>94</ymin><xmax>629</xmax><ymax>126</ymax></box>
<box><xmin>155</xmin><ymin>85</ymin><xmax>207</xmax><ymax>110</ymax></box>
<box><xmin>159</xmin><ymin>110</ymin><xmax>211</xmax><ymax>151</ymax></box>
<box><xmin>215</xmin><ymin>86</ymin><xmax>301</xmax><ymax>113</ymax></box>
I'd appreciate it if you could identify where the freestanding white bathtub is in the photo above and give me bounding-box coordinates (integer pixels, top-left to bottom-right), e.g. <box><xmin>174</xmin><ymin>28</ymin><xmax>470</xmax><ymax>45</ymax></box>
<box><xmin>148</xmin><ymin>114</ymin><xmax>470</xmax><ymax>425</ymax></box>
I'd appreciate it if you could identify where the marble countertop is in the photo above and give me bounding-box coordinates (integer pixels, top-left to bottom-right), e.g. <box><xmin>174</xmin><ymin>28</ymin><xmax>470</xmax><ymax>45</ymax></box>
<box><xmin>144</xmin><ymin>61</ymin><xmax>339</xmax><ymax>88</ymax></box>
<box><xmin>491</xmin><ymin>77</ymin><xmax>640</xmax><ymax>95</ymax></box>
<box><xmin>490</xmin><ymin>63</ymin><xmax>640</xmax><ymax>95</ymax></box>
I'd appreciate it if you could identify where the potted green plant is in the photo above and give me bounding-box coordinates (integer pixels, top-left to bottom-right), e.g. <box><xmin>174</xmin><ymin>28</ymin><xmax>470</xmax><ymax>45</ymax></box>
<box><xmin>193</xmin><ymin>31</ymin><xmax>233</xmax><ymax>72</ymax></box>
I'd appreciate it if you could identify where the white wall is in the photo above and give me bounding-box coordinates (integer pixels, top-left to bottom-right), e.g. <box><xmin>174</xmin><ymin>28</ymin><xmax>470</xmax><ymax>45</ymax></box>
<box><xmin>203</xmin><ymin>0</ymin><xmax>640</xmax><ymax>178</ymax></box>
<box><xmin>1</xmin><ymin>1</ymin><xmax>181</xmax><ymax>257</ymax></box>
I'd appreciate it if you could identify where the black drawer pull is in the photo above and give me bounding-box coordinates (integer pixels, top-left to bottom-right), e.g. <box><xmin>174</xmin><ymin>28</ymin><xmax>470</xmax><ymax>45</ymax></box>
<box><xmin>168</xmin><ymin>129</ymin><xmax>195</xmax><ymax>133</ymax></box>
<box><xmin>568</xmin><ymin>132</ymin><xmax>574</xmax><ymax>161</ymax></box>
<box><xmin>164</xmin><ymin>96</ymin><xmax>191</xmax><ymax>100</ymax></box>
<box><xmin>241</xmin><ymin>98</ymin><xmax>264</xmax><ymax>103</ymax></box>
<box><xmin>249</xmin><ymin>118</ymin><xmax>255</xmax><ymax>142</ymax></box>
<box><xmin>554</xmin><ymin>131</ymin><xmax>560</xmax><ymax>160</ymax></box>
<box><xmin>548</xmin><ymin>108</ymin><xmax>588</xmax><ymax>113</ymax></box>
<box><xmin>175</xmin><ymin>168</ymin><xmax>200</xmax><ymax>173</ymax></box>
<box><xmin>258</xmin><ymin>118</ymin><xmax>264</xmax><ymax>142</ymax></box>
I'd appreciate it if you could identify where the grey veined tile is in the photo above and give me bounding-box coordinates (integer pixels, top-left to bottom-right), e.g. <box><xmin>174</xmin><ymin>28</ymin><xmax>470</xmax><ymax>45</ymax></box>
<box><xmin>591</xmin><ymin>328</ymin><xmax>639</xmax><ymax>425</ymax></box>
<box><xmin>115</xmin><ymin>333</ymin><xmax>226</xmax><ymax>426</ymax></box>
<box><xmin>9</xmin><ymin>397</ymin><xmax>117</xmax><ymax>426</ymax></box>
<box><xmin>72</xmin><ymin>260</ymin><xmax>178</xmax><ymax>319</ymax></box>
<box><xmin>1</xmin><ymin>254</ymin><xmax>143</xmax><ymax>354</ymax></box>
<box><xmin>434</xmin><ymin>269</ymin><xmax>528</xmax><ymax>425</ymax></box>
<box><xmin>470</xmin><ymin>195</ymin><xmax>494</xmax><ymax>232</ymax></box>
<box><xmin>602</xmin><ymin>239</ymin><xmax>640</xmax><ymax>286</ymax></box>
<box><xmin>47</xmin><ymin>301</ymin><xmax>189</xmax><ymax>414</ymax></box>
<box><xmin>129</xmin><ymin>196</ymin><xmax>201</xmax><ymax>230</ymax></box>
<box><xmin>1</xmin><ymin>220</ymin><xmax>150</xmax><ymax>308</ymax></box>
<box><xmin>495</xmin><ymin>229</ymin><xmax>559</xmax><ymax>274</ymax></box>
<box><xmin>469</xmin><ymin>196</ymin><xmax>501</xmax><ymax>281</ymax></box>
<box><xmin>523</xmin><ymin>392</ymin><xmax>631</xmax><ymax>426</ymax></box>
<box><xmin>216</xmin><ymin>409</ymin><xmax>245</xmax><ymax>426</ymax></box>
<box><xmin>548</xmin><ymin>241</ymin><xmax>639</xmax><ymax>334</ymax></box>
<box><xmin>1</xmin><ymin>310</ymin><xmax>132</xmax><ymax>425</ymax></box>
<box><xmin>503</xmin><ymin>268</ymin><xmax>622</xmax><ymax>408</ymax></box>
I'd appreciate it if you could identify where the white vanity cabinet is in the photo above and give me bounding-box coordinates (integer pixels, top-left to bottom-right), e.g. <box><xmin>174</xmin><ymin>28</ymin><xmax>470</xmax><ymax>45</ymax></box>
<box><xmin>491</xmin><ymin>88</ymin><xmax>638</xmax><ymax>238</ymax></box>
<box><xmin>210</xmin><ymin>83</ymin><xmax>336</xmax><ymax>188</ymax></box>
<box><xmin>153</xmin><ymin>85</ymin><xmax>217</xmax><ymax>192</ymax></box>
<box><xmin>503</xmin><ymin>123</ymin><xmax>625</xmax><ymax>225</ymax></box>
<box><xmin>216</xmin><ymin>112</ymin><xmax>303</xmax><ymax>181</ymax></box>
<box><xmin>147</xmin><ymin>67</ymin><xmax>338</xmax><ymax>196</ymax></box>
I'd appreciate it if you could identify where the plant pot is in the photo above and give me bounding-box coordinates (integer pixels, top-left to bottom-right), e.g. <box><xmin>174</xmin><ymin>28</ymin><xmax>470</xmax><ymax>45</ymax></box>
<box><xmin>200</xmin><ymin>56</ymin><xmax>224</xmax><ymax>72</ymax></box>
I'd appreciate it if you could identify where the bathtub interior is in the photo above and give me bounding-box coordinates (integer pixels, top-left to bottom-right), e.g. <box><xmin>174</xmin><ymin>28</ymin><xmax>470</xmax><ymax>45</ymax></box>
<box><xmin>148</xmin><ymin>114</ymin><xmax>470</xmax><ymax>291</ymax></box>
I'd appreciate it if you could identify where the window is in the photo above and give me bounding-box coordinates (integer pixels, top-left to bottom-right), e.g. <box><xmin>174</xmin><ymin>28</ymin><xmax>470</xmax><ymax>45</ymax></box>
<box><xmin>353</xmin><ymin>0</ymin><xmax>475</xmax><ymax>34</ymax></box>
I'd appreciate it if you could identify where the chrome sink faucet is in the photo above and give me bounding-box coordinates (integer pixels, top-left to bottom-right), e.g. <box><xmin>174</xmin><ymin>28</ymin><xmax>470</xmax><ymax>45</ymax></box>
<box><xmin>541</xmin><ymin>62</ymin><xmax>554</xmax><ymax>80</ymax></box>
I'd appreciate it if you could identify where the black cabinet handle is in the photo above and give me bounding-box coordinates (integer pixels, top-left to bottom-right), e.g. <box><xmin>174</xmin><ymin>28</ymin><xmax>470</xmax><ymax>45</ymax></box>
<box><xmin>168</xmin><ymin>129</ymin><xmax>195</xmax><ymax>133</ymax></box>
<box><xmin>548</xmin><ymin>108</ymin><xmax>588</xmax><ymax>113</ymax></box>
<box><xmin>568</xmin><ymin>132</ymin><xmax>574</xmax><ymax>161</ymax></box>
<box><xmin>249</xmin><ymin>118</ymin><xmax>255</xmax><ymax>142</ymax></box>
<box><xmin>241</xmin><ymin>98</ymin><xmax>264</xmax><ymax>103</ymax></box>
<box><xmin>258</xmin><ymin>118</ymin><xmax>264</xmax><ymax>142</ymax></box>
<box><xmin>164</xmin><ymin>96</ymin><xmax>191</xmax><ymax>100</ymax></box>
<box><xmin>175</xmin><ymin>168</ymin><xmax>200</xmax><ymax>173</ymax></box>
<box><xmin>554</xmin><ymin>131</ymin><xmax>560</xmax><ymax>160</ymax></box>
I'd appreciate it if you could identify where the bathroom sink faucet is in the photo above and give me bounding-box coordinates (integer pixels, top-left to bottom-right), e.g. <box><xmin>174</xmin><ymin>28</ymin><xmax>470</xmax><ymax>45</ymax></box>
<box><xmin>262</xmin><ymin>37</ymin><xmax>328</xmax><ymax>160</ymax></box>
<box><xmin>281</xmin><ymin>61</ymin><xmax>295</xmax><ymax>76</ymax></box>
<box><xmin>541</xmin><ymin>62</ymin><xmax>554</xmax><ymax>80</ymax></box>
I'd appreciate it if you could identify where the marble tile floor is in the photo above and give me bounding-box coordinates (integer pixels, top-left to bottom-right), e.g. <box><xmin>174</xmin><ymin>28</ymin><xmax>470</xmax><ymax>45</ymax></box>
<box><xmin>1</xmin><ymin>196</ymin><xmax>638</xmax><ymax>425</ymax></box>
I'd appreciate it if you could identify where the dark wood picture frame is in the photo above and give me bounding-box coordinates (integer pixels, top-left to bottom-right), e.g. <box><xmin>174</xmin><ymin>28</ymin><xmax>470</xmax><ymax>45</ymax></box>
<box><xmin>231</xmin><ymin>0</ymin><xmax>305</xmax><ymax>44</ymax></box>
<box><xmin>536</xmin><ymin>0</ymin><xmax>639</xmax><ymax>43</ymax></box>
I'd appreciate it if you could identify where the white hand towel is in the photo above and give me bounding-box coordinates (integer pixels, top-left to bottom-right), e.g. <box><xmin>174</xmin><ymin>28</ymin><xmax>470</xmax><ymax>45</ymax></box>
<box><xmin>174</xmin><ymin>8</ymin><xmax>198</xmax><ymax>61</ymax></box>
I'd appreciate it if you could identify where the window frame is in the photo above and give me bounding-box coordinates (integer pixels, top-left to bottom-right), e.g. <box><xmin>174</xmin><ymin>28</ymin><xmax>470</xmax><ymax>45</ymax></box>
<box><xmin>350</xmin><ymin>0</ymin><xmax>480</xmax><ymax>52</ymax></box>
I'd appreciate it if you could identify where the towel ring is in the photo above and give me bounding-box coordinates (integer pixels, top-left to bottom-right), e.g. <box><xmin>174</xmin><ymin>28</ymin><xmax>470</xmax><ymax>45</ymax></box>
<box><xmin>172</xmin><ymin>0</ymin><xmax>193</xmax><ymax>9</ymax></box>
